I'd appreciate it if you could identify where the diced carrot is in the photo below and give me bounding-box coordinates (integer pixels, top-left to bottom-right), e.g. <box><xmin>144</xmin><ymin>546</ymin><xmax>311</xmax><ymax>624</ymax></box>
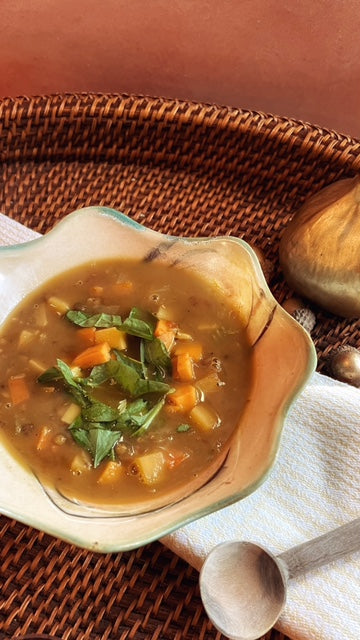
<box><xmin>166</xmin><ymin>450</ymin><xmax>190</xmax><ymax>469</ymax></box>
<box><xmin>94</xmin><ymin>327</ymin><xmax>127</xmax><ymax>350</ymax></box>
<box><xmin>172</xmin><ymin>353</ymin><xmax>195</xmax><ymax>382</ymax></box>
<box><xmin>8</xmin><ymin>375</ymin><xmax>30</xmax><ymax>406</ymax></box>
<box><xmin>71</xmin><ymin>341</ymin><xmax>111</xmax><ymax>369</ymax></box>
<box><xmin>111</xmin><ymin>281</ymin><xmax>134</xmax><ymax>295</ymax></box>
<box><xmin>77</xmin><ymin>327</ymin><xmax>97</xmax><ymax>348</ymax></box>
<box><xmin>157</xmin><ymin>330</ymin><xmax>176</xmax><ymax>353</ymax></box>
<box><xmin>97</xmin><ymin>460</ymin><xmax>124</xmax><ymax>484</ymax></box>
<box><xmin>166</xmin><ymin>385</ymin><xmax>198</xmax><ymax>413</ymax></box>
<box><xmin>154</xmin><ymin>319</ymin><xmax>178</xmax><ymax>337</ymax></box>
<box><xmin>172</xmin><ymin>341</ymin><xmax>203</xmax><ymax>362</ymax></box>
<box><xmin>36</xmin><ymin>425</ymin><xmax>51</xmax><ymax>451</ymax></box>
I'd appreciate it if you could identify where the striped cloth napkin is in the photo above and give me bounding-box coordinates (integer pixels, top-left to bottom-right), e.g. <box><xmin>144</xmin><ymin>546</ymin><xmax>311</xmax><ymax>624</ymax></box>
<box><xmin>1</xmin><ymin>213</ymin><xmax>360</xmax><ymax>640</ymax></box>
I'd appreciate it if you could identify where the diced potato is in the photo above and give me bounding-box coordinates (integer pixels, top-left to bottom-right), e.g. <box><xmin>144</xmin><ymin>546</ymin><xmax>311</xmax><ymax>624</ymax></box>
<box><xmin>157</xmin><ymin>330</ymin><xmax>176</xmax><ymax>353</ymax></box>
<box><xmin>189</xmin><ymin>403</ymin><xmax>220</xmax><ymax>432</ymax></box>
<box><xmin>133</xmin><ymin>451</ymin><xmax>165</xmax><ymax>485</ymax></box>
<box><xmin>176</xmin><ymin>331</ymin><xmax>193</xmax><ymax>341</ymax></box>
<box><xmin>155</xmin><ymin>305</ymin><xmax>175</xmax><ymax>321</ymax></box>
<box><xmin>70</xmin><ymin>366</ymin><xmax>82</xmax><ymax>378</ymax></box>
<box><xmin>47</xmin><ymin>296</ymin><xmax>70</xmax><ymax>315</ymax></box>
<box><xmin>18</xmin><ymin>329</ymin><xmax>37</xmax><ymax>349</ymax></box>
<box><xmin>97</xmin><ymin>460</ymin><xmax>124</xmax><ymax>484</ymax></box>
<box><xmin>61</xmin><ymin>402</ymin><xmax>81</xmax><ymax>425</ymax></box>
<box><xmin>196</xmin><ymin>372</ymin><xmax>224</xmax><ymax>394</ymax></box>
<box><xmin>70</xmin><ymin>451</ymin><xmax>92</xmax><ymax>475</ymax></box>
<box><xmin>36</xmin><ymin>425</ymin><xmax>51</xmax><ymax>451</ymax></box>
<box><xmin>33</xmin><ymin>303</ymin><xmax>48</xmax><ymax>327</ymax></box>
<box><xmin>197</xmin><ymin>322</ymin><xmax>218</xmax><ymax>331</ymax></box>
<box><xmin>89</xmin><ymin>285</ymin><xmax>104</xmax><ymax>297</ymax></box>
<box><xmin>28</xmin><ymin>358</ymin><xmax>48</xmax><ymax>374</ymax></box>
<box><xmin>95</xmin><ymin>327</ymin><xmax>127</xmax><ymax>350</ymax></box>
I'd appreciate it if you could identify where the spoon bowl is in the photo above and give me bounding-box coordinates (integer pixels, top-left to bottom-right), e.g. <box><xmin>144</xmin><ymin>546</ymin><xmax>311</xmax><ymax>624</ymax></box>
<box><xmin>200</xmin><ymin>517</ymin><xmax>360</xmax><ymax>640</ymax></box>
<box><xmin>200</xmin><ymin>541</ymin><xmax>287</xmax><ymax>640</ymax></box>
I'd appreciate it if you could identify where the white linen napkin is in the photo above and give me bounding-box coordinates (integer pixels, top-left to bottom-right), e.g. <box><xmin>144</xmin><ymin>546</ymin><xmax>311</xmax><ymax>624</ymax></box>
<box><xmin>1</xmin><ymin>213</ymin><xmax>360</xmax><ymax>640</ymax></box>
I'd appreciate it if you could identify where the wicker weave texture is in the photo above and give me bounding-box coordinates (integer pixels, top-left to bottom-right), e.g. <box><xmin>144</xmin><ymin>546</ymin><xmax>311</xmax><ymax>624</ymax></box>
<box><xmin>1</xmin><ymin>92</ymin><xmax>359</xmax><ymax>639</ymax></box>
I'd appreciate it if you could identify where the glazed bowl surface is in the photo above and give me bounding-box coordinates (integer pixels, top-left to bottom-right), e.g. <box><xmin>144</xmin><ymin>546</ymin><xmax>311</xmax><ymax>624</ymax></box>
<box><xmin>0</xmin><ymin>207</ymin><xmax>316</xmax><ymax>551</ymax></box>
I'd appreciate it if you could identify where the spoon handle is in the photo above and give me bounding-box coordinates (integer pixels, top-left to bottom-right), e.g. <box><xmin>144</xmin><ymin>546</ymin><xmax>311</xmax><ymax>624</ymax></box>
<box><xmin>278</xmin><ymin>517</ymin><xmax>360</xmax><ymax>579</ymax></box>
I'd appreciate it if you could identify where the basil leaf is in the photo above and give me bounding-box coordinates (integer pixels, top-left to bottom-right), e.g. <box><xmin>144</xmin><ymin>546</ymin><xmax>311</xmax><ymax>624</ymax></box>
<box><xmin>66</xmin><ymin>310</ymin><xmax>123</xmax><ymax>328</ymax></box>
<box><xmin>84</xmin><ymin>363</ymin><xmax>112</xmax><ymax>388</ymax></box>
<box><xmin>37</xmin><ymin>366</ymin><xmax>63</xmax><ymax>385</ymax></box>
<box><xmin>82</xmin><ymin>401</ymin><xmax>120</xmax><ymax>423</ymax></box>
<box><xmin>38</xmin><ymin>359</ymin><xmax>89</xmax><ymax>408</ymax></box>
<box><xmin>132</xmin><ymin>398</ymin><xmax>165</xmax><ymax>437</ymax></box>
<box><xmin>70</xmin><ymin>424</ymin><xmax>122</xmax><ymax>468</ymax></box>
<box><xmin>105</xmin><ymin>359</ymin><xmax>171</xmax><ymax>397</ymax></box>
<box><xmin>135</xmin><ymin>378</ymin><xmax>172</xmax><ymax>396</ymax></box>
<box><xmin>144</xmin><ymin>337</ymin><xmax>171</xmax><ymax>369</ymax></box>
<box><xmin>113</xmin><ymin>351</ymin><xmax>145</xmax><ymax>377</ymax></box>
<box><xmin>120</xmin><ymin>307</ymin><xmax>156</xmax><ymax>340</ymax></box>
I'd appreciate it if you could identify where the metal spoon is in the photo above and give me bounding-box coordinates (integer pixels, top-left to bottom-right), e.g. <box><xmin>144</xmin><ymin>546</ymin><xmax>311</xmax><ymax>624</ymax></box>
<box><xmin>199</xmin><ymin>517</ymin><xmax>360</xmax><ymax>640</ymax></box>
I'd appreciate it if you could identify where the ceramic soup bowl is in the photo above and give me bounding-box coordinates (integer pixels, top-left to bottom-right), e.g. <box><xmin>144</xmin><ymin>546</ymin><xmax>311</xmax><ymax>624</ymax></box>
<box><xmin>0</xmin><ymin>207</ymin><xmax>316</xmax><ymax>551</ymax></box>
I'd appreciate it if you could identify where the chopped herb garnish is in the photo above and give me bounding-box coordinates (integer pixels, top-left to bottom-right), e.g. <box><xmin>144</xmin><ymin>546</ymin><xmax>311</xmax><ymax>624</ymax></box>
<box><xmin>38</xmin><ymin>304</ymin><xmax>195</xmax><ymax>469</ymax></box>
<box><xmin>177</xmin><ymin>424</ymin><xmax>191</xmax><ymax>432</ymax></box>
<box><xmin>144</xmin><ymin>337</ymin><xmax>171</xmax><ymax>371</ymax></box>
<box><xmin>120</xmin><ymin>307</ymin><xmax>156</xmax><ymax>340</ymax></box>
<box><xmin>66</xmin><ymin>310</ymin><xmax>123</xmax><ymax>328</ymax></box>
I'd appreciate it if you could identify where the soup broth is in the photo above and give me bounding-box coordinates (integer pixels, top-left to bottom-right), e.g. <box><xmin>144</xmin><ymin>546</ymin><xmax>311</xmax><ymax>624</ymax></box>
<box><xmin>0</xmin><ymin>259</ymin><xmax>252</xmax><ymax>509</ymax></box>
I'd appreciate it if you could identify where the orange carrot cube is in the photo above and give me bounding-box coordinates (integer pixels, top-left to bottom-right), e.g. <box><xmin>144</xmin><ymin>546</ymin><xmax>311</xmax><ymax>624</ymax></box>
<box><xmin>172</xmin><ymin>353</ymin><xmax>195</xmax><ymax>382</ymax></box>
<box><xmin>166</xmin><ymin>385</ymin><xmax>198</xmax><ymax>413</ymax></box>
<box><xmin>8</xmin><ymin>375</ymin><xmax>30</xmax><ymax>406</ymax></box>
<box><xmin>172</xmin><ymin>341</ymin><xmax>203</xmax><ymax>362</ymax></box>
<box><xmin>77</xmin><ymin>327</ymin><xmax>97</xmax><ymax>348</ymax></box>
<box><xmin>71</xmin><ymin>341</ymin><xmax>111</xmax><ymax>369</ymax></box>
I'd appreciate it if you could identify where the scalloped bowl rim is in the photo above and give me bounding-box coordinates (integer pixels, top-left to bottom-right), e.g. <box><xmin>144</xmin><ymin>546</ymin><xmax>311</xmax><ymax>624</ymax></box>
<box><xmin>0</xmin><ymin>207</ymin><xmax>317</xmax><ymax>551</ymax></box>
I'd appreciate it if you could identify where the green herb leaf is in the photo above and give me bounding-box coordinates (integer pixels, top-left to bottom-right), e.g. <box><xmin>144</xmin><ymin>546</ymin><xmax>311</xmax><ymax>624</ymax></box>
<box><xmin>38</xmin><ymin>359</ymin><xmax>89</xmax><ymax>408</ymax></box>
<box><xmin>82</xmin><ymin>401</ymin><xmax>120</xmax><ymax>423</ymax></box>
<box><xmin>66</xmin><ymin>310</ymin><xmax>123</xmax><ymax>328</ymax></box>
<box><xmin>177</xmin><ymin>423</ymin><xmax>191</xmax><ymax>432</ymax></box>
<box><xmin>103</xmin><ymin>359</ymin><xmax>171</xmax><ymax>397</ymax></box>
<box><xmin>120</xmin><ymin>307</ymin><xmax>156</xmax><ymax>340</ymax></box>
<box><xmin>144</xmin><ymin>337</ymin><xmax>171</xmax><ymax>370</ymax></box>
<box><xmin>37</xmin><ymin>366</ymin><xmax>63</xmax><ymax>385</ymax></box>
<box><xmin>69</xmin><ymin>422</ymin><xmax>122</xmax><ymax>468</ymax></box>
<box><xmin>132</xmin><ymin>398</ymin><xmax>166</xmax><ymax>437</ymax></box>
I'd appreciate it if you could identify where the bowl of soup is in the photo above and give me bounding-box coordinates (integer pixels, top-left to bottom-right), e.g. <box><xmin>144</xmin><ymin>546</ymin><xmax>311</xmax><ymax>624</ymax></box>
<box><xmin>0</xmin><ymin>207</ymin><xmax>316</xmax><ymax>551</ymax></box>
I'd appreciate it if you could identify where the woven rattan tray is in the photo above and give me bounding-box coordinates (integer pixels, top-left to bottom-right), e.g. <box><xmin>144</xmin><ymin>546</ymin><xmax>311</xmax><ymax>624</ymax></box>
<box><xmin>1</xmin><ymin>93</ymin><xmax>359</xmax><ymax>640</ymax></box>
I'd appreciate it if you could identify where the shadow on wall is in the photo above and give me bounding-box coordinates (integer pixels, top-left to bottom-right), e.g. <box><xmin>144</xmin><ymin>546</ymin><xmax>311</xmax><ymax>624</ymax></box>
<box><xmin>0</xmin><ymin>0</ymin><xmax>359</xmax><ymax>138</ymax></box>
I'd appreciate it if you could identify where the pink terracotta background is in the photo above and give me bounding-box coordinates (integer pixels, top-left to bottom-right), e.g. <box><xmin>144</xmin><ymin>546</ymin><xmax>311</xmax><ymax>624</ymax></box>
<box><xmin>0</xmin><ymin>0</ymin><xmax>359</xmax><ymax>138</ymax></box>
